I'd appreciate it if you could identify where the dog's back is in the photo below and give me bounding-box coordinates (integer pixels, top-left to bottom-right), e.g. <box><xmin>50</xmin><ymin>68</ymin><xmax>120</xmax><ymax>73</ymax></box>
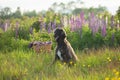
<box><xmin>64</xmin><ymin>39</ymin><xmax>78</xmax><ymax>62</ymax></box>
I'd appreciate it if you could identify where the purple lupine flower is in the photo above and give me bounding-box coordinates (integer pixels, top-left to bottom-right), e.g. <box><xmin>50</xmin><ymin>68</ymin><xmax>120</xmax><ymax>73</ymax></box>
<box><xmin>74</xmin><ymin>16</ymin><xmax>78</xmax><ymax>31</ymax></box>
<box><xmin>111</xmin><ymin>33</ymin><xmax>115</xmax><ymax>42</ymax></box>
<box><xmin>88</xmin><ymin>16</ymin><xmax>91</xmax><ymax>29</ymax></box>
<box><xmin>88</xmin><ymin>12</ymin><xmax>102</xmax><ymax>36</ymax></box>
<box><xmin>1</xmin><ymin>23</ymin><xmax>4</xmax><ymax>31</ymax></box>
<box><xmin>101</xmin><ymin>25</ymin><xmax>106</xmax><ymax>37</ymax></box>
<box><xmin>7</xmin><ymin>20</ymin><xmax>10</xmax><ymax>28</ymax></box>
<box><xmin>48</xmin><ymin>27</ymin><xmax>51</xmax><ymax>33</ymax></box>
<box><xmin>16</xmin><ymin>21</ymin><xmax>19</xmax><ymax>28</ymax></box>
<box><xmin>4</xmin><ymin>22</ymin><xmax>8</xmax><ymax>32</ymax></box>
<box><xmin>47</xmin><ymin>22</ymin><xmax>51</xmax><ymax>33</ymax></box>
<box><xmin>75</xmin><ymin>16</ymin><xmax>82</xmax><ymax>30</ymax></box>
<box><xmin>88</xmin><ymin>12</ymin><xmax>96</xmax><ymax>35</ymax></box>
<box><xmin>51</xmin><ymin>21</ymin><xmax>56</xmax><ymax>30</ymax></box>
<box><xmin>88</xmin><ymin>12</ymin><xmax>94</xmax><ymax>29</ymax></box>
<box><xmin>60</xmin><ymin>16</ymin><xmax>64</xmax><ymax>27</ymax></box>
<box><xmin>80</xmin><ymin>11</ymin><xmax>85</xmax><ymax>25</ymax></box>
<box><xmin>57</xmin><ymin>23</ymin><xmax>61</xmax><ymax>28</ymax></box>
<box><xmin>77</xmin><ymin>16</ymin><xmax>83</xmax><ymax>38</ymax></box>
<box><xmin>94</xmin><ymin>18</ymin><xmax>100</xmax><ymax>34</ymax></box>
<box><xmin>101</xmin><ymin>19</ymin><xmax>106</xmax><ymax>37</ymax></box>
<box><xmin>70</xmin><ymin>16</ymin><xmax>75</xmax><ymax>31</ymax></box>
<box><xmin>15</xmin><ymin>21</ymin><xmax>19</xmax><ymax>39</ymax></box>
<box><xmin>43</xmin><ymin>22</ymin><xmax>46</xmax><ymax>30</ymax></box>
<box><xmin>110</xmin><ymin>15</ymin><xmax>114</xmax><ymax>29</ymax></box>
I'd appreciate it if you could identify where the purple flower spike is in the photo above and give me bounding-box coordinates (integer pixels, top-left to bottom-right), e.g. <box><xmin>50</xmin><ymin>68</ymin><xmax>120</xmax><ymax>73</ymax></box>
<box><xmin>43</xmin><ymin>23</ymin><xmax>46</xmax><ymax>29</ymax></box>
<box><xmin>47</xmin><ymin>22</ymin><xmax>51</xmax><ymax>33</ymax></box>
<box><xmin>76</xmin><ymin>16</ymin><xmax>82</xmax><ymax>30</ymax></box>
<box><xmin>101</xmin><ymin>20</ymin><xmax>106</xmax><ymax>37</ymax></box>
<box><xmin>15</xmin><ymin>21</ymin><xmax>19</xmax><ymax>39</ymax></box>
<box><xmin>4</xmin><ymin>22</ymin><xmax>8</xmax><ymax>32</ymax></box>
<box><xmin>110</xmin><ymin>15</ymin><xmax>114</xmax><ymax>29</ymax></box>
<box><xmin>48</xmin><ymin>27</ymin><xmax>51</xmax><ymax>33</ymax></box>
<box><xmin>80</xmin><ymin>11</ymin><xmax>85</xmax><ymax>25</ymax></box>
<box><xmin>111</xmin><ymin>33</ymin><xmax>114</xmax><ymax>42</ymax></box>
<box><xmin>52</xmin><ymin>21</ymin><xmax>56</xmax><ymax>30</ymax></box>
<box><xmin>70</xmin><ymin>17</ymin><xmax>75</xmax><ymax>31</ymax></box>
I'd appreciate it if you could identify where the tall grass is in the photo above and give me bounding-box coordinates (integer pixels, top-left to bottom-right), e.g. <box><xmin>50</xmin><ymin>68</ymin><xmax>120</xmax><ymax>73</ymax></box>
<box><xmin>0</xmin><ymin>48</ymin><xmax>120</xmax><ymax>80</ymax></box>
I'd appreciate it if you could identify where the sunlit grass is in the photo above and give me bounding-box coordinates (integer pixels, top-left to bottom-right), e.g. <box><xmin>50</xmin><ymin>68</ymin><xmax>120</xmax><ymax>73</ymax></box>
<box><xmin>0</xmin><ymin>48</ymin><xmax>120</xmax><ymax>80</ymax></box>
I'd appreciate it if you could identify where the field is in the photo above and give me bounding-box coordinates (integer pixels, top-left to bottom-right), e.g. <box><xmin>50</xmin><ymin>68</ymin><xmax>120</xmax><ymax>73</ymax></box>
<box><xmin>0</xmin><ymin>48</ymin><xmax>120</xmax><ymax>80</ymax></box>
<box><xmin>0</xmin><ymin>4</ymin><xmax>120</xmax><ymax>80</ymax></box>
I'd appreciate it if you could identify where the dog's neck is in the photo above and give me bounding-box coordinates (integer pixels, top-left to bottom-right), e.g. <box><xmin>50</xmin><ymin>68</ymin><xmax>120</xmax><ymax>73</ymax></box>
<box><xmin>57</xmin><ymin>39</ymin><xmax>66</xmax><ymax>46</ymax></box>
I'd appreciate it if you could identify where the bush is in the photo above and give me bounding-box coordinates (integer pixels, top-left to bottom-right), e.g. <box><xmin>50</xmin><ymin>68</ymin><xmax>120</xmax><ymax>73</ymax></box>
<box><xmin>65</xmin><ymin>26</ymin><xmax>120</xmax><ymax>50</ymax></box>
<box><xmin>0</xmin><ymin>29</ymin><xmax>30</xmax><ymax>52</ymax></box>
<box><xmin>0</xmin><ymin>19</ymin><xmax>120</xmax><ymax>52</ymax></box>
<box><xmin>0</xmin><ymin>30</ymin><xmax>14</xmax><ymax>52</ymax></box>
<box><xmin>17</xmin><ymin>27</ymin><xmax>30</xmax><ymax>40</ymax></box>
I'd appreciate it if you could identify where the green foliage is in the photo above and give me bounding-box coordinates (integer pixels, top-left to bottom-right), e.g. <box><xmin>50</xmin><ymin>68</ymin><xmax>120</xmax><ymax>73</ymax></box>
<box><xmin>115</xmin><ymin>30</ymin><xmax>120</xmax><ymax>45</ymax></box>
<box><xmin>31</xmin><ymin>21</ymin><xmax>41</xmax><ymax>32</ymax></box>
<box><xmin>30</xmin><ymin>30</ymin><xmax>52</xmax><ymax>41</ymax></box>
<box><xmin>23</xmin><ymin>10</ymin><xmax>37</xmax><ymax>18</ymax></box>
<box><xmin>0</xmin><ymin>7</ymin><xmax>12</xmax><ymax>19</ymax></box>
<box><xmin>12</xmin><ymin>7</ymin><xmax>22</xmax><ymax>19</ymax></box>
<box><xmin>65</xmin><ymin>26</ymin><xmax>120</xmax><ymax>50</ymax></box>
<box><xmin>72</xmin><ymin>6</ymin><xmax>107</xmax><ymax>15</ymax></box>
<box><xmin>0</xmin><ymin>28</ymin><xmax>3</xmax><ymax>34</ymax></box>
<box><xmin>0</xmin><ymin>29</ymin><xmax>30</xmax><ymax>52</ymax></box>
<box><xmin>0</xmin><ymin>10</ymin><xmax>120</xmax><ymax>52</ymax></box>
<box><xmin>0</xmin><ymin>3</ymin><xmax>120</xmax><ymax>80</ymax></box>
<box><xmin>17</xmin><ymin>27</ymin><xmax>30</xmax><ymax>40</ymax></box>
<box><xmin>29</xmin><ymin>30</ymin><xmax>56</xmax><ymax>49</ymax></box>
<box><xmin>0</xmin><ymin>30</ymin><xmax>14</xmax><ymax>52</ymax></box>
<box><xmin>1</xmin><ymin>23</ymin><xmax>120</xmax><ymax>52</ymax></box>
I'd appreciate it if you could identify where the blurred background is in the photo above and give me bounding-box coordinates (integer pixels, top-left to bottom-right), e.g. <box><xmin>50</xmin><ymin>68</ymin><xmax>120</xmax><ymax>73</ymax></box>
<box><xmin>0</xmin><ymin>0</ymin><xmax>120</xmax><ymax>51</ymax></box>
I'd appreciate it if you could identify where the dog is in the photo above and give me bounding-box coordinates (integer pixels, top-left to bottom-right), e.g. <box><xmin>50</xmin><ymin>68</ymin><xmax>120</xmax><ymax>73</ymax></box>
<box><xmin>28</xmin><ymin>41</ymin><xmax>52</xmax><ymax>53</ymax></box>
<box><xmin>52</xmin><ymin>28</ymin><xmax>78</xmax><ymax>66</ymax></box>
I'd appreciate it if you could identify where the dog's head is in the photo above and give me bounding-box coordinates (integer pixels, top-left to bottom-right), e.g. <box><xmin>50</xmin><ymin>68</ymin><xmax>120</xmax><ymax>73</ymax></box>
<box><xmin>54</xmin><ymin>28</ymin><xmax>66</xmax><ymax>41</ymax></box>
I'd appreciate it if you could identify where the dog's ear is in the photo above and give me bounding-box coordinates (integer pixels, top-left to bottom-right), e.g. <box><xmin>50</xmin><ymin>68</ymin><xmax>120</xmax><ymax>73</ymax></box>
<box><xmin>54</xmin><ymin>28</ymin><xmax>67</xmax><ymax>41</ymax></box>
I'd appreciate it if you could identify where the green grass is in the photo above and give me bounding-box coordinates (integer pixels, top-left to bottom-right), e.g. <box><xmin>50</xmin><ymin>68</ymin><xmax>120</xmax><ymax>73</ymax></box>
<box><xmin>0</xmin><ymin>48</ymin><xmax>120</xmax><ymax>80</ymax></box>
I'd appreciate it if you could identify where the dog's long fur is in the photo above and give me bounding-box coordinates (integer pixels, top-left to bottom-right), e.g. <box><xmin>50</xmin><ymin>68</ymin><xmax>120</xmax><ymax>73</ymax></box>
<box><xmin>28</xmin><ymin>41</ymin><xmax>52</xmax><ymax>53</ymax></box>
<box><xmin>52</xmin><ymin>28</ymin><xmax>78</xmax><ymax>65</ymax></box>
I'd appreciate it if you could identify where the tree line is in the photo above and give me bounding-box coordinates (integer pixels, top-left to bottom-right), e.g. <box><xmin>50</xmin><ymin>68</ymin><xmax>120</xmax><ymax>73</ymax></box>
<box><xmin>0</xmin><ymin>0</ymin><xmax>120</xmax><ymax>20</ymax></box>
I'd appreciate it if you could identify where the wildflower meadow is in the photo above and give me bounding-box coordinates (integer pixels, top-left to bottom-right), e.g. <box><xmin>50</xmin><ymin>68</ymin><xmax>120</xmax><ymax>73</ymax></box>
<box><xmin>0</xmin><ymin>1</ymin><xmax>120</xmax><ymax>80</ymax></box>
